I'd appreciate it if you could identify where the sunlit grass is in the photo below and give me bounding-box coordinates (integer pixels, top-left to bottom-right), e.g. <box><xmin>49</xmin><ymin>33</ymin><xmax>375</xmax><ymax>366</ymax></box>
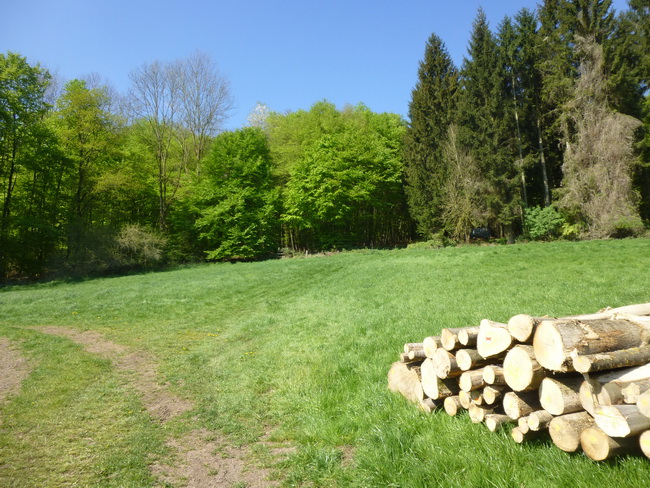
<box><xmin>2</xmin><ymin>239</ymin><xmax>650</xmax><ymax>486</ymax></box>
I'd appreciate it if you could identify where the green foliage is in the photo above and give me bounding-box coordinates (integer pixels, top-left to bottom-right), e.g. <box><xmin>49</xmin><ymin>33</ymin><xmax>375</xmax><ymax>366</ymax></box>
<box><xmin>525</xmin><ymin>206</ymin><xmax>565</xmax><ymax>240</ymax></box>
<box><xmin>194</xmin><ymin>127</ymin><xmax>279</xmax><ymax>260</ymax></box>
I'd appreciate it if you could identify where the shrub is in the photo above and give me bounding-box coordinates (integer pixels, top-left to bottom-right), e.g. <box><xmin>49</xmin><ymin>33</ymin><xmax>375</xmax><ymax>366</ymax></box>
<box><xmin>115</xmin><ymin>225</ymin><xmax>167</xmax><ymax>268</ymax></box>
<box><xmin>525</xmin><ymin>206</ymin><xmax>565</xmax><ymax>241</ymax></box>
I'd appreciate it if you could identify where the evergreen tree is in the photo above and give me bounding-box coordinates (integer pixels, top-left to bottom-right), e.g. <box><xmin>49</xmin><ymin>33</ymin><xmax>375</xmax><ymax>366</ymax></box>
<box><xmin>457</xmin><ymin>9</ymin><xmax>520</xmax><ymax>242</ymax></box>
<box><xmin>403</xmin><ymin>33</ymin><xmax>458</xmax><ymax>237</ymax></box>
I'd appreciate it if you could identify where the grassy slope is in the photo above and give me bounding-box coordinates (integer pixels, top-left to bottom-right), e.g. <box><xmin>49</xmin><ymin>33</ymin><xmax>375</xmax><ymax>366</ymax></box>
<box><xmin>2</xmin><ymin>239</ymin><xmax>650</xmax><ymax>487</ymax></box>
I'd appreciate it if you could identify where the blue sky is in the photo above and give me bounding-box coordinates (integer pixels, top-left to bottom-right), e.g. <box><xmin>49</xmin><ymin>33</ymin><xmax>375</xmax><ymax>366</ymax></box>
<box><xmin>2</xmin><ymin>0</ymin><xmax>630</xmax><ymax>130</ymax></box>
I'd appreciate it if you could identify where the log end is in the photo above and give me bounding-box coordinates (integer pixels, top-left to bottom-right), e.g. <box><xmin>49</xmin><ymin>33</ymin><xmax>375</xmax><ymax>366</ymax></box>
<box><xmin>533</xmin><ymin>321</ymin><xmax>568</xmax><ymax>372</ymax></box>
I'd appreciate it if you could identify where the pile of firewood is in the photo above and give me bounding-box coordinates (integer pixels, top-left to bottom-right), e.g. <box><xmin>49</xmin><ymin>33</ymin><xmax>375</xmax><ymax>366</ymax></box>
<box><xmin>388</xmin><ymin>303</ymin><xmax>650</xmax><ymax>461</ymax></box>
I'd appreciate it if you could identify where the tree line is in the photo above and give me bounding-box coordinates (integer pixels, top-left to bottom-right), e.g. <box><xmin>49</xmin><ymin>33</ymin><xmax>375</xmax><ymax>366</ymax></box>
<box><xmin>1</xmin><ymin>0</ymin><xmax>648</xmax><ymax>281</ymax></box>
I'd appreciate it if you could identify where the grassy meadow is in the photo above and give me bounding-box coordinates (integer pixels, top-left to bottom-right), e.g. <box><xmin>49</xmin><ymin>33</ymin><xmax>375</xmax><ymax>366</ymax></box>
<box><xmin>2</xmin><ymin>239</ymin><xmax>650</xmax><ymax>487</ymax></box>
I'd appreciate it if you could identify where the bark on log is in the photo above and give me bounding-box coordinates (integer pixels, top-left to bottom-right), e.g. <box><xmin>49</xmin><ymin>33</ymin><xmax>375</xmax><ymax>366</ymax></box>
<box><xmin>580</xmin><ymin>426</ymin><xmax>638</xmax><ymax>461</ymax></box>
<box><xmin>573</xmin><ymin>345</ymin><xmax>650</xmax><ymax>373</ymax></box>
<box><xmin>387</xmin><ymin>362</ymin><xmax>424</xmax><ymax>403</ymax></box>
<box><xmin>511</xmin><ymin>426</ymin><xmax>543</xmax><ymax>443</ymax></box>
<box><xmin>538</xmin><ymin>376</ymin><xmax>584</xmax><ymax>416</ymax></box>
<box><xmin>444</xmin><ymin>395</ymin><xmax>462</xmax><ymax>416</ymax></box>
<box><xmin>456</xmin><ymin>348</ymin><xmax>494</xmax><ymax>371</ymax></box>
<box><xmin>485</xmin><ymin>414</ymin><xmax>513</xmax><ymax>432</ymax></box>
<box><xmin>548</xmin><ymin>411</ymin><xmax>595</xmax><ymax>452</ymax></box>
<box><xmin>458</xmin><ymin>327</ymin><xmax>481</xmax><ymax>347</ymax></box>
<box><xmin>477</xmin><ymin>319</ymin><xmax>513</xmax><ymax>358</ymax></box>
<box><xmin>518</xmin><ymin>416</ymin><xmax>531</xmax><ymax>434</ymax></box>
<box><xmin>640</xmin><ymin>430</ymin><xmax>650</xmax><ymax>458</ymax></box>
<box><xmin>458</xmin><ymin>389</ymin><xmax>473</xmax><ymax>410</ymax></box>
<box><xmin>432</xmin><ymin>348</ymin><xmax>463</xmax><ymax>379</ymax></box>
<box><xmin>420</xmin><ymin>358</ymin><xmax>460</xmax><ymax>400</ymax></box>
<box><xmin>404</xmin><ymin>343</ymin><xmax>423</xmax><ymax>354</ymax></box>
<box><xmin>533</xmin><ymin>318</ymin><xmax>650</xmax><ymax>372</ymax></box>
<box><xmin>579</xmin><ymin>379</ymin><xmax>624</xmax><ymax>417</ymax></box>
<box><xmin>527</xmin><ymin>410</ymin><xmax>554</xmax><ymax>431</ymax></box>
<box><xmin>408</xmin><ymin>349</ymin><xmax>428</xmax><ymax>361</ymax></box>
<box><xmin>621</xmin><ymin>380</ymin><xmax>650</xmax><ymax>404</ymax></box>
<box><xmin>483</xmin><ymin>385</ymin><xmax>508</xmax><ymax>406</ymax></box>
<box><xmin>423</xmin><ymin>336</ymin><xmax>442</xmax><ymax>358</ymax></box>
<box><xmin>459</xmin><ymin>368</ymin><xmax>487</xmax><ymax>392</ymax></box>
<box><xmin>503</xmin><ymin>345</ymin><xmax>546</xmax><ymax>392</ymax></box>
<box><xmin>503</xmin><ymin>391</ymin><xmax>541</xmax><ymax>420</ymax></box>
<box><xmin>507</xmin><ymin>314</ymin><xmax>550</xmax><ymax>343</ymax></box>
<box><xmin>593</xmin><ymin>404</ymin><xmax>650</xmax><ymax>437</ymax></box>
<box><xmin>483</xmin><ymin>365</ymin><xmax>507</xmax><ymax>386</ymax></box>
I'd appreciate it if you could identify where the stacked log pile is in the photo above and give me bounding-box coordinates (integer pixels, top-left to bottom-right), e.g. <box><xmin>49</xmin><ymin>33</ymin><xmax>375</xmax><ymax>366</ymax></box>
<box><xmin>388</xmin><ymin>303</ymin><xmax>650</xmax><ymax>461</ymax></box>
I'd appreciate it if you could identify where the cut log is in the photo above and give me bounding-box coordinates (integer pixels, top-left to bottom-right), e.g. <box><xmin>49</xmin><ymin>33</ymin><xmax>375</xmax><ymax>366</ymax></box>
<box><xmin>432</xmin><ymin>348</ymin><xmax>463</xmax><ymax>379</ymax></box>
<box><xmin>518</xmin><ymin>416</ymin><xmax>531</xmax><ymax>434</ymax></box>
<box><xmin>579</xmin><ymin>379</ymin><xmax>624</xmax><ymax>417</ymax></box>
<box><xmin>458</xmin><ymin>389</ymin><xmax>473</xmax><ymax>410</ymax></box>
<box><xmin>443</xmin><ymin>395</ymin><xmax>462</xmax><ymax>416</ymax></box>
<box><xmin>527</xmin><ymin>410</ymin><xmax>554</xmax><ymax>431</ymax></box>
<box><xmin>485</xmin><ymin>413</ymin><xmax>512</xmax><ymax>432</ymax></box>
<box><xmin>403</xmin><ymin>343</ymin><xmax>423</xmax><ymax>354</ymax></box>
<box><xmin>456</xmin><ymin>348</ymin><xmax>494</xmax><ymax>371</ymax></box>
<box><xmin>511</xmin><ymin>426</ymin><xmax>543</xmax><ymax>443</ymax></box>
<box><xmin>387</xmin><ymin>362</ymin><xmax>424</xmax><ymax>403</ymax></box>
<box><xmin>503</xmin><ymin>391</ymin><xmax>541</xmax><ymax>420</ymax></box>
<box><xmin>459</xmin><ymin>368</ymin><xmax>487</xmax><ymax>392</ymax></box>
<box><xmin>419</xmin><ymin>398</ymin><xmax>440</xmax><ymax>413</ymax></box>
<box><xmin>636</xmin><ymin>389</ymin><xmax>650</xmax><ymax>418</ymax></box>
<box><xmin>477</xmin><ymin>319</ymin><xmax>513</xmax><ymax>358</ymax></box>
<box><xmin>420</xmin><ymin>358</ymin><xmax>460</xmax><ymax>400</ymax></box>
<box><xmin>507</xmin><ymin>314</ymin><xmax>550</xmax><ymax>343</ymax></box>
<box><xmin>483</xmin><ymin>365</ymin><xmax>507</xmax><ymax>386</ymax></box>
<box><xmin>408</xmin><ymin>349</ymin><xmax>428</xmax><ymax>361</ymax></box>
<box><xmin>483</xmin><ymin>385</ymin><xmax>507</xmax><ymax>406</ymax></box>
<box><xmin>573</xmin><ymin>345</ymin><xmax>650</xmax><ymax>373</ymax></box>
<box><xmin>640</xmin><ymin>430</ymin><xmax>650</xmax><ymax>458</ymax></box>
<box><xmin>458</xmin><ymin>327</ymin><xmax>481</xmax><ymax>347</ymax></box>
<box><xmin>580</xmin><ymin>426</ymin><xmax>638</xmax><ymax>461</ymax></box>
<box><xmin>621</xmin><ymin>380</ymin><xmax>650</xmax><ymax>404</ymax></box>
<box><xmin>441</xmin><ymin>327</ymin><xmax>464</xmax><ymax>351</ymax></box>
<box><xmin>399</xmin><ymin>352</ymin><xmax>411</xmax><ymax>363</ymax></box>
<box><xmin>593</xmin><ymin>404</ymin><xmax>650</xmax><ymax>437</ymax></box>
<box><xmin>503</xmin><ymin>345</ymin><xmax>546</xmax><ymax>392</ymax></box>
<box><xmin>533</xmin><ymin>318</ymin><xmax>650</xmax><ymax>372</ymax></box>
<box><xmin>423</xmin><ymin>336</ymin><xmax>442</xmax><ymax>358</ymax></box>
<box><xmin>468</xmin><ymin>403</ymin><xmax>493</xmax><ymax>423</ymax></box>
<box><xmin>548</xmin><ymin>411</ymin><xmax>595</xmax><ymax>452</ymax></box>
<box><xmin>538</xmin><ymin>376</ymin><xmax>584</xmax><ymax>416</ymax></box>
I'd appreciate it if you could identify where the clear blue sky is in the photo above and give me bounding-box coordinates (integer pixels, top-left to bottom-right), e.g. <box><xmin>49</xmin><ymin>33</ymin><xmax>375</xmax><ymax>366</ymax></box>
<box><xmin>1</xmin><ymin>0</ymin><xmax>630</xmax><ymax>130</ymax></box>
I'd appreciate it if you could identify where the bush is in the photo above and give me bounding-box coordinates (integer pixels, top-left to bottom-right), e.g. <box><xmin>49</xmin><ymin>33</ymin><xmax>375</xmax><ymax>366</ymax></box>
<box><xmin>525</xmin><ymin>206</ymin><xmax>565</xmax><ymax>241</ymax></box>
<box><xmin>115</xmin><ymin>225</ymin><xmax>167</xmax><ymax>268</ymax></box>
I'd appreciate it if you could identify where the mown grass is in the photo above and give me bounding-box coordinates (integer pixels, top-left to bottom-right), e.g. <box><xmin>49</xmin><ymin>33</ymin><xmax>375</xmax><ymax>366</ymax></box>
<box><xmin>2</xmin><ymin>239</ymin><xmax>650</xmax><ymax>487</ymax></box>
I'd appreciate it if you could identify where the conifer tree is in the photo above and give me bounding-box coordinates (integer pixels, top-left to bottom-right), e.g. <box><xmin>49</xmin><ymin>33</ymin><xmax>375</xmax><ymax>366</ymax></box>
<box><xmin>403</xmin><ymin>33</ymin><xmax>458</xmax><ymax>237</ymax></box>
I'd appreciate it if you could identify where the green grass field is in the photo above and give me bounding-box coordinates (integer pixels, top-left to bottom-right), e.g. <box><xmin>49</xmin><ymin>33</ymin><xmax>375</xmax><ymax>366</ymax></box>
<box><xmin>2</xmin><ymin>239</ymin><xmax>650</xmax><ymax>487</ymax></box>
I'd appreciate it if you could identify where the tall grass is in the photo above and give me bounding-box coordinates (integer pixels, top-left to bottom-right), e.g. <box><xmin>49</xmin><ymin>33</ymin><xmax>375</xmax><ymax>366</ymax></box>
<box><xmin>2</xmin><ymin>239</ymin><xmax>650</xmax><ymax>487</ymax></box>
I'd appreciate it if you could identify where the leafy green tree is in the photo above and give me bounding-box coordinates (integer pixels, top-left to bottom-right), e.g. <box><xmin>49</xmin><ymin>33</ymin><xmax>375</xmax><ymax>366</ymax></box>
<box><xmin>194</xmin><ymin>127</ymin><xmax>279</xmax><ymax>260</ymax></box>
<box><xmin>0</xmin><ymin>52</ymin><xmax>52</xmax><ymax>278</ymax></box>
<box><xmin>403</xmin><ymin>33</ymin><xmax>459</xmax><ymax>237</ymax></box>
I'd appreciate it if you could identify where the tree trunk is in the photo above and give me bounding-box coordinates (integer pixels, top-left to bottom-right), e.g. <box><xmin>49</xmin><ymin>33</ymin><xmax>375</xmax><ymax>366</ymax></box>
<box><xmin>538</xmin><ymin>376</ymin><xmax>584</xmax><ymax>416</ymax></box>
<box><xmin>477</xmin><ymin>319</ymin><xmax>513</xmax><ymax>358</ymax></box>
<box><xmin>443</xmin><ymin>395</ymin><xmax>462</xmax><ymax>416</ymax></box>
<box><xmin>485</xmin><ymin>414</ymin><xmax>513</xmax><ymax>432</ymax></box>
<box><xmin>457</xmin><ymin>327</ymin><xmax>481</xmax><ymax>347</ymax></box>
<box><xmin>404</xmin><ymin>343</ymin><xmax>424</xmax><ymax>354</ymax></box>
<box><xmin>468</xmin><ymin>403</ymin><xmax>493</xmax><ymax>423</ymax></box>
<box><xmin>579</xmin><ymin>379</ymin><xmax>624</xmax><ymax>417</ymax></box>
<box><xmin>533</xmin><ymin>318</ymin><xmax>650</xmax><ymax>372</ymax></box>
<box><xmin>503</xmin><ymin>345</ymin><xmax>546</xmax><ymax>392</ymax></box>
<box><xmin>441</xmin><ymin>327</ymin><xmax>463</xmax><ymax>351</ymax></box>
<box><xmin>527</xmin><ymin>410</ymin><xmax>554</xmax><ymax>431</ymax></box>
<box><xmin>622</xmin><ymin>380</ymin><xmax>650</xmax><ymax>404</ymax></box>
<box><xmin>456</xmin><ymin>349</ymin><xmax>494</xmax><ymax>371</ymax></box>
<box><xmin>459</xmin><ymin>368</ymin><xmax>487</xmax><ymax>392</ymax></box>
<box><xmin>536</xmin><ymin>116</ymin><xmax>551</xmax><ymax>207</ymax></box>
<box><xmin>503</xmin><ymin>391</ymin><xmax>541</xmax><ymax>420</ymax></box>
<box><xmin>483</xmin><ymin>365</ymin><xmax>507</xmax><ymax>386</ymax></box>
<box><xmin>483</xmin><ymin>385</ymin><xmax>508</xmax><ymax>406</ymax></box>
<box><xmin>419</xmin><ymin>398</ymin><xmax>440</xmax><ymax>413</ymax></box>
<box><xmin>640</xmin><ymin>430</ymin><xmax>650</xmax><ymax>458</ymax></box>
<box><xmin>423</xmin><ymin>336</ymin><xmax>442</xmax><ymax>358</ymax></box>
<box><xmin>420</xmin><ymin>358</ymin><xmax>459</xmax><ymax>400</ymax></box>
<box><xmin>549</xmin><ymin>411</ymin><xmax>595</xmax><ymax>452</ymax></box>
<box><xmin>636</xmin><ymin>389</ymin><xmax>650</xmax><ymax>418</ymax></box>
<box><xmin>580</xmin><ymin>426</ymin><xmax>638</xmax><ymax>461</ymax></box>
<box><xmin>432</xmin><ymin>348</ymin><xmax>462</xmax><ymax>379</ymax></box>
<box><xmin>573</xmin><ymin>345</ymin><xmax>650</xmax><ymax>373</ymax></box>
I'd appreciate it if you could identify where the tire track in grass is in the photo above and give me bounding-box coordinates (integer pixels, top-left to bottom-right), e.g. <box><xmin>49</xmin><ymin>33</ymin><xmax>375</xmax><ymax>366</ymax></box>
<box><xmin>34</xmin><ymin>326</ymin><xmax>279</xmax><ymax>488</ymax></box>
<box><xmin>0</xmin><ymin>337</ymin><xmax>32</xmax><ymax>419</ymax></box>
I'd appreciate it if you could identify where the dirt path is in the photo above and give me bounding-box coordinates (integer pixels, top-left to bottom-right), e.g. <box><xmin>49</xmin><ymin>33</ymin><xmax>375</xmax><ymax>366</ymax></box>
<box><xmin>34</xmin><ymin>326</ymin><xmax>279</xmax><ymax>488</ymax></box>
<box><xmin>0</xmin><ymin>337</ymin><xmax>31</xmax><ymax>415</ymax></box>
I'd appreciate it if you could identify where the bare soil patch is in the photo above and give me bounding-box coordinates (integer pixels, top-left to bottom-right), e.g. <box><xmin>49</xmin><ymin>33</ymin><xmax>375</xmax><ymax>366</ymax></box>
<box><xmin>0</xmin><ymin>337</ymin><xmax>31</xmax><ymax>410</ymax></box>
<box><xmin>34</xmin><ymin>326</ymin><xmax>282</xmax><ymax>487</ymax></box>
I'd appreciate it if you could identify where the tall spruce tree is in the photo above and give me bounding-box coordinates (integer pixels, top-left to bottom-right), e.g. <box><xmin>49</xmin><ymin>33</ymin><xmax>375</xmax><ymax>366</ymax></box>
<box><xmin>457</xmin><ymin>8</ymin><xmax>520</xmax><ymax>242</ymax></box>
<box><xmin>403</xmin><ymin>33</ymin><xmax>458</xmax><ymax>237</ymax></box>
